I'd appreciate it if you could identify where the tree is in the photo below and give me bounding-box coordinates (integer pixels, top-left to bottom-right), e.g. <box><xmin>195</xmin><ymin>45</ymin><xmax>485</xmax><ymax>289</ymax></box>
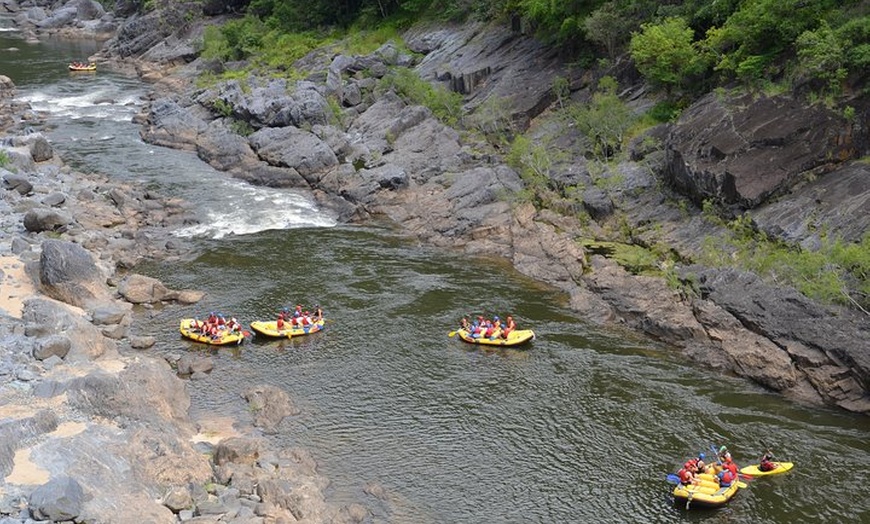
<box><xmin>584</xmin><ymin>2</ymin><xmax>632</xmax><ymax>59</ymax></box>
<box><xmin>629</xmin><ymin>17</ymin><xmax>706</xmax><ymax>94</ymax></box>
<box><xmin>569</xmin><ymin>76</ymin><xmax>635</xmax><ymax>161</ymax></box>
<box><xmin>706</xmin><ymin>0</ymin><xmax>839</xmax><ymax>80</ymax></box>
<box><xmin>795</xmin><ymin>21</ymin><xmax>847</xmax><ymax>94</ymax></box>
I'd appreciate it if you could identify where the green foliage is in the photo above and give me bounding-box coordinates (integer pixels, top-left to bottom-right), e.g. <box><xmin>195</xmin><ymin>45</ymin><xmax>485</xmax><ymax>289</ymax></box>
<box><xmin>505</xmin><ymin>0</ymin><xmax>605</xmax><ymax>43</ymax></box>
<box><xmin>707</xmin><ymin>0</ymin><xmax>839</xmax><ymax>81</ymax></box>
<box><xmin>211</xmin><ymin>98</ymin><xmax>234</xmax><ymax>117</ymax></box>
<box><xmin>259</xmin><ymin>31</ymin><xmax>325</xmax><ymax>70</ymax></box>
<box><xmin>228</xmin><ymin>119</ymin><xmax>255</xmax><ymax>136</ymax></box>
<box><xmin>250</xmin><ymin>0</ymin><xmax>361</xmax><ymax>31</ymax></box>
<box><xmin>698</xmin><ymin>213</ymin><xmax>870</xmax><ymax>310</ymax></box>
<box><xmin>466</xmin><ymin>95</ymin><xmax>515</xmax><ymax>143</ymax></box>
<box><xmin>567</xmin><ymin>76</ymin><xmax>636</xmax><ymax>161</ymax></box>
<box><xmin>795</xmin><ymin>21</ymin><xmax>846</xmax><ymax>94</ymax></box>
<box><xmin>552</xmin><ymin>76</ymin><xmax>570</xmax><ymax>110</ymax></box>
<box><xmin>646</xmin><ymin>100</ymin><xmax>683</xmax><ymax>123</ymax></box>
<box><xmin>835</xmin><ymin>15</ymin><xmax>870</xmax><ymax>72</ymax></box>
<box><xmin>326</xmin><ymin>96</ymin><xmax>346</xmax><ymax>128</ymax></box>
<box><xmin>630</xmin><ymin>17</ymin><xmax>707</xmax><ymax>93</ymax></box>
<box><xmin>505</xmin><ymin>134</ymin><xmax>551</xmax><ymax>196</ymax></box>
<box><xmin>202</xmin><ymin>16</ymin><xmax>266</xmax><ymax>61</ymax></box>
<box><xmin>380</xmin><ymin>68</ymin><xmax>463</xmax><ymax>126</ymax></box>
<box><xmin>0</xmin><ymin>149</ymin><xmax>8</xmax><ymax>168</ymax></box>
<box><xmin>342</xmin><ymin>25</ymin><xmax>404</xmax><ymax>55</ymax></box>
<box><xmin>843</xmin><ymin>105</ymin><xmax>856</xmax><ymax>121</ymax></box>
<box><xmin>584</xmin><ymin>1</ymin><xmax>633</xmax><ymax>58</ymax></box>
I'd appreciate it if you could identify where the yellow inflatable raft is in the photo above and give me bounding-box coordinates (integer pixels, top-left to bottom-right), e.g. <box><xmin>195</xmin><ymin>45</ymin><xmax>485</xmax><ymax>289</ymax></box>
<box><xmin>452</xmin><ymin>328</ymin><xmax>535</xmax><ymax>347</ymax></box>
<box><xmin>180</xmin><ymin>319</ymin><xmax>246</xmax><ymax>346</ymax></box>
<box><xmin>249</xmin><ymin>319</ymin><xmax>325</xmax><ymax>338</ymax></box>
<box><xmin>672</xmin><ymin>473</ymin><xmax>740</xmax><ymax>509</ymax></box>
<box><xmin>69</xmin><ymin>63</ymin><xmax>96</xmax><ymax>72</ymax></box>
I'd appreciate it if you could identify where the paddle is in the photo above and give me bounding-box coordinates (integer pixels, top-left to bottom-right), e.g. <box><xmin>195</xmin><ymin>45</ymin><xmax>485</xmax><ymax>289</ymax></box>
<box><xmin>448</xmin><ymin>331</ymin><xmax>457</xmax><ymax>337</ymax></box>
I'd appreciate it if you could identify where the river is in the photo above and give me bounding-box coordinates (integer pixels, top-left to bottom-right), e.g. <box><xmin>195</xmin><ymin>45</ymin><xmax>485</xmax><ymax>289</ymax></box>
<box><xmin>1</xmin><ymin>27</ymin><xmax>869</xmax><ymax>524</ymax></box>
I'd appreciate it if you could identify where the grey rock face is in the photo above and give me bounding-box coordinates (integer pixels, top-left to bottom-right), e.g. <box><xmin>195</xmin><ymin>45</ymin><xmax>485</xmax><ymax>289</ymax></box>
<box><xmin>29</xmin><ymin>475</ymin><xmax>85</xmax><ymax>522</ymax></box>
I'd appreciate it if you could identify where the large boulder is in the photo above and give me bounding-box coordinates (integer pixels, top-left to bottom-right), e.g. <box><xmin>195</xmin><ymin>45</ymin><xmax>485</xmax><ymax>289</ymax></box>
<box><xmin>242</xmin><ymin>385</ymin><xmax>299</xmax><ymax>434</ymax></box>
<box><xmin>29</xmin><ymin>475</ymin><xmax>86</xmax><ymax>522</ymax></box>
<box><xmin>664</xmin><ymin>92</ymin><xmax>864</xmax><ymax>209</ymax></box>
<box><xmin>117</xmin><ymin>273</ymin><xmax>171</xmax><ymax>304</ymax></box>
<box><xmin>248</xmin><ymin>126</ymin><xmax>338</xmax><ymax>179</ymax></box>
<box><xmin>38</xmin><ymin>240</ymin><xmax>111</xmax><ymax>308</ymax></box>
<box><xmin>23</xmin><ymin>208</ymin><xmax>73</xmax><ymax>232</ymax></box>
<box><xmin>23</xmin><ymin>297</ymin><xmax>118</xmax><ymax>362</ymax></box>
<box><xmin>138</xmin><ymin>98</ymin><xmax>207</xmax><ymax>150</ymax></box>
<box><xmin>65</xmin><ymin>358</ymin><xmax>193</xmax><ymax>426</ymax></box>
<box><xmin>692</xmin><ymin>267</ymin><xmax>870</xmax><ymax>412</ymax></box>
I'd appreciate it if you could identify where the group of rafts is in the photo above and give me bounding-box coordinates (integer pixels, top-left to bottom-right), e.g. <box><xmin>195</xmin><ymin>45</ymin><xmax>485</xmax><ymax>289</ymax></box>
<box><xmin>180</xmin><ymin>309</ymin><xmax>537</xmax><ymax>348</ymax></box>
<box><xmin>669</xmin><ymin>446</ymin><xmax>794</xmax><ymax>509</ymax></box>
<box><xmin>180</xmin><ymin>306</ymin><xmax>325</xmax><ymax>345</ymax></box>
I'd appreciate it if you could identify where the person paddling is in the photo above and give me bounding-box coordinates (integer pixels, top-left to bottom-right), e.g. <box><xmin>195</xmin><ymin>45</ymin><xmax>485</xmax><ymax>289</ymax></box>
<box><xmin>759</xmin><ymin>449</ymin><xmax>778</xmax><ymax>472</ymax></box>
<box><xmin>501</xmin><ymin>315</ymin><xmax>517</xmax><ymax>339</ymax></box>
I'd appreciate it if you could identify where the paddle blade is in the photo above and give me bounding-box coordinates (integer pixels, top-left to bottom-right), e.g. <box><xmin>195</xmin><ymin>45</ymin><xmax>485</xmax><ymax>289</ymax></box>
<box><xmin>448</xmin><ymin>331</ymin><xmax>457</xmax><ymax>338</ymax></box>
<box><xmin>666</xmin><ymin>474</ymin><xmax>681</xmax><ymax>485</ymax></box>
<box><xmin>737</xmin><ymin>481</ymin><xmax>748</xmax><ymax>489</ymax></box>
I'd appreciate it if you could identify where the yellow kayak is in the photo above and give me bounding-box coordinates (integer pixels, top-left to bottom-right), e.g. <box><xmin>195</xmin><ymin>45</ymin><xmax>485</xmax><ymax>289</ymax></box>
<box><xmin>180</xmin><ymin>319</ymin><xmax>246</xmax><ymax>346</ymax></box>
<box><xmin>69</xmin><ymin>63</ymin><xmax>96</xmax><ymax>71</ymax></box>
<box><xmin>739</xmin><ymin>462</ymin><xmax>794</xmax><ymax>477</ymax></box>
<box><xmin>673</xmin><ymin>473</ymin><xmax>740</xmax><ymax>509</ymax></box>
<box><xmin>249</xmin><ymin>319</ymin><xmax>325</xmax><ymax>338</ymax></box>
<box><xmin>453</xmin><ymin>328</ymin><xmax>535</xmax><ymax>347</ymax></box>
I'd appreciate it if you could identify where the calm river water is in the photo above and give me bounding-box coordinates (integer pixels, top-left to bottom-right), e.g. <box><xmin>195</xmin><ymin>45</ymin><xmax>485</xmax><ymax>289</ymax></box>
<box><xmin>2</xmin><ymin>27</ymin><xmax>869</xmax><ymax>524</ymax></box>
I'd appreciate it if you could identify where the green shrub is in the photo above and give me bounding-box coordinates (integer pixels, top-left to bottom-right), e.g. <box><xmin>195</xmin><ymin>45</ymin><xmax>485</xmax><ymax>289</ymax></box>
<box><xmin>630</xmin><ymin>17</ymin><xmax>707</xmax><ymax>93</ymax></box>
<box><xmin>0</xmin><ymin>149</ymin><xmax>8</xmax><ymax>168</ymax></box>
<box><xmin>706</xmin><ymin>0</ymin><xmax>839</xmax><ymax>79</ymax></box>
<box><xmin>567</xmin><ymin>76</ymin><xmax>636</xmax><ymax>161</ymax></box>
<box><xmin>698</xmin><ymin>213</ymin><xmax>870</xmax><ymax>309</ymax></box>
<box><xmin>647</xmin><ymin>101</ymin><xmax>683</xmax><ymax>123</ymax></box>
<box><xmin>467</xmin><ymin>95</ymin><xmax>514</xmax><ymax>143</ymax></box>
<box><xmin>835</xmin><ymin>16</ymin><xmax>870</xmax><ymax>72</ymax></box>
<box><xmin>201</xmin><ymin>16</ymin><xmax>266</xmax><ymax>62</ymax></box>
<box><xmin>505</xmin><ymin>135</ymin><xmax>551</xmax><ymax>196</ymax></box>
<box><xmin>795</xmin><ymin>21</ymin><xmax>847</xmax><ymax>94</ymax></box>
<box><xmin>380</xmin><ymin>68</ymin><xmax>463</xmax><ymax>126</ymax></box>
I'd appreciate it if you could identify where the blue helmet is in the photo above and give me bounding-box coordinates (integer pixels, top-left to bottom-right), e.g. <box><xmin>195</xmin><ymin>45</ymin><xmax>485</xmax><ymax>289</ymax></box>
<box><xmin>699</xmin><ymin>453</ymin><xmax>706</xmax><ymax>460</ymax></box>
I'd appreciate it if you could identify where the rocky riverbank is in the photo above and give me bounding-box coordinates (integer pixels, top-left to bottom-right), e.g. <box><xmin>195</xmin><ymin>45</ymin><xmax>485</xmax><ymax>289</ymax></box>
<box><xmin>0</xmin><ymin>4</ymin><xmax>384</xmax><ymax>522</ymax></box>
